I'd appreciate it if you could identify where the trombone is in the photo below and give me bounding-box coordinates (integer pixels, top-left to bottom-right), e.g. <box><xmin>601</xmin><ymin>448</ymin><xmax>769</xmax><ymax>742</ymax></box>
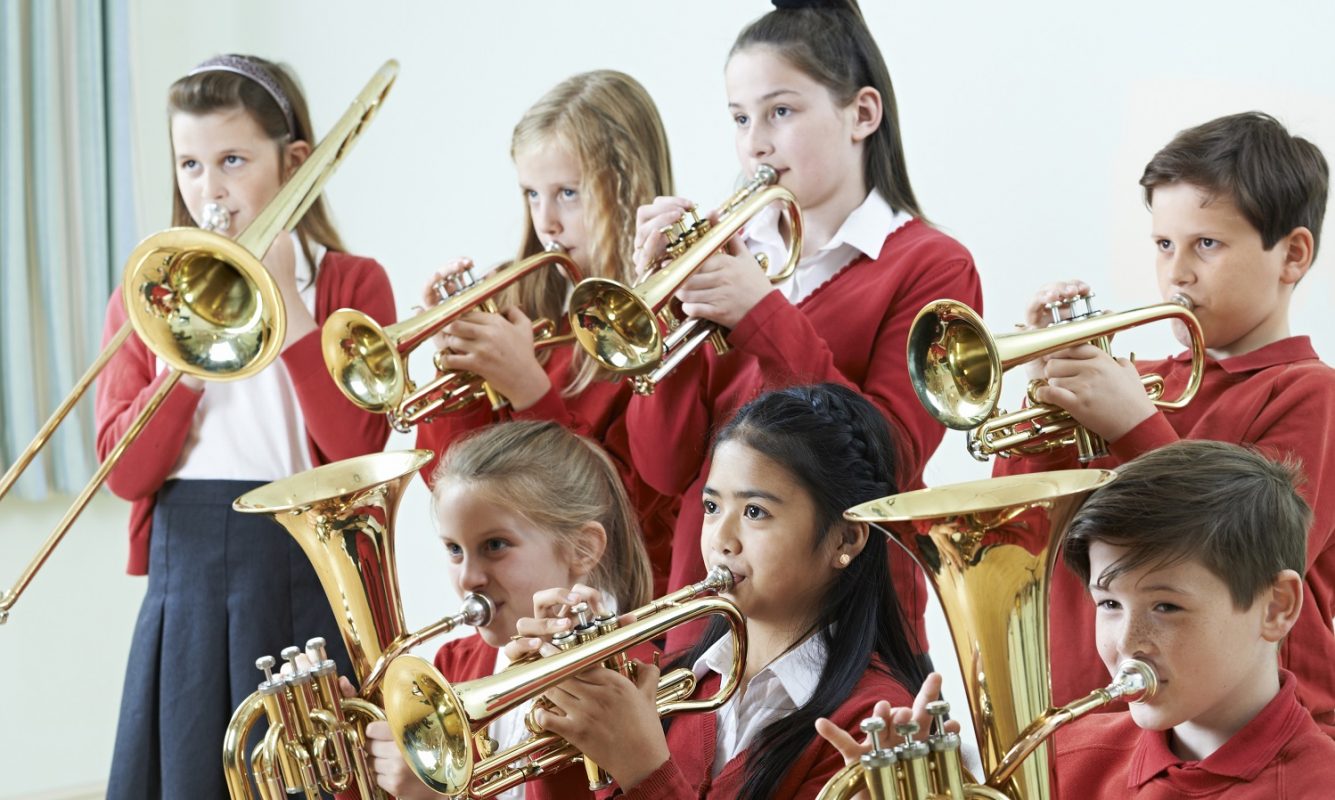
<box><xmin>382</xmin><ymin>567</ymin><xmax>745</xmax><ymax>798</ymax></box>
<box><xmin>907</xmin><ymin>292</ymin><xmax>1205</xmax><ymax>462</ymax></box>
<box><xmin>322</xmin><ymin>243</ymin><xmax>581</xmax><ymax>431</ymax></box>
<box><xmin>567</xmin><ymin>164</ymin><xmax>802</xmax><ymax>395</ymax></box>
<box><xmin>0</xmin><ymin>59</ymin><xmax>398</xmax><ymax>624</ymax></box>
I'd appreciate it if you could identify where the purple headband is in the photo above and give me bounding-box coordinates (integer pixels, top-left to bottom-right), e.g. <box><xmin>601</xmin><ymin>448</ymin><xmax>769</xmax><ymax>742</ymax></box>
<box><xmin>187</xmin><ymin>54</ymin><xmax>295</xmax><ymax>136</ymax></box>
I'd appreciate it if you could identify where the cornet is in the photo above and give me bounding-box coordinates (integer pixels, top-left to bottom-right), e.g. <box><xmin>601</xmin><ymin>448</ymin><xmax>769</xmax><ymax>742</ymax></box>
<box><xmin>382</xmin><ymin>566</ymin><xmax>745</xmax><ymax>798</ymax></box>
<box><xmin>322</xmin><ymin>243</ymin><xmax>581</xmax><ymax>432</ymax></box>
<box><xmin>908</xmin><ymin>292</ymin><xmax>1205</xmax><ymax>462</ymax></box>
<box><xmin>0</xmin><ymin>59</ymin><xmax>398</xmax><ymax>623</ymax></box>
<box><xmin>568</xmin><ymin>164</ymin><xmax>803</xmax><ymax>395</ymax></box>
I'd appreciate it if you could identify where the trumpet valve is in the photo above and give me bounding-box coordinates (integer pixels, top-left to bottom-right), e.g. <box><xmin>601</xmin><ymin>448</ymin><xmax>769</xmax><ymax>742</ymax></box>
<box><xmin>1045</xmin><ymin>292</ymin><xmax>1100</xmax><ymax>324</ymax></box>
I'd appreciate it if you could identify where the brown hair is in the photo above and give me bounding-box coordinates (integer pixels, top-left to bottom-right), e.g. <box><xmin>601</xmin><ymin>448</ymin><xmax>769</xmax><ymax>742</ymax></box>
<box><xmin>1140</xmin><ymin>111</ymin><xmax>1329</xmax><ymax>259</ymax></box>
<box><xmin>430</xmin><ymin>420</ymin><xmax>653</xmax><ymax>612</ymax></box>
<box><xmin>730</xmin><ymin>0</ymin><xmax>924</xmax><ymax>219</ymax></box>
<box><xmin>508</xmin><ymin>70</ymin><xmax>675</xmax><ymax>396</ymax></box>
<box><xmin>167</xmin><ymin>54</ymin><xmax>345</xmax><ymax>273</ymax></box>
<box><xmin>1064</xmin><ymin>440</ymin><xmax>1310</xmax><ymax>609</ymax></box>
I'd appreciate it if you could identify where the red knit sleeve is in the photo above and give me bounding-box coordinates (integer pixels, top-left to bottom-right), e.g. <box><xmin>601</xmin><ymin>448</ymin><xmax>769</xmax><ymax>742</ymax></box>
<box><xmin>728</xmin><ymin>251</ymin><xmax>982</xmax><ymax>485</ymax></box>
<box><xmin>286</xmin><ymin>255</ymin><xmax>396</xmax><ymax>464</ymax></box>
<box><xmin>624</xmin><ymin>344</ymin><xmax>723</xmax><ymax>499</ymax></box>
<box><xmin>619</xmin><ymin>758</ymin><xmax>694</xmax><ymax>800</ymax></box>
<box><xmin>94</xmin><ymin>291</ymin><xmax>203</xmax><ymax>500</ymax></box>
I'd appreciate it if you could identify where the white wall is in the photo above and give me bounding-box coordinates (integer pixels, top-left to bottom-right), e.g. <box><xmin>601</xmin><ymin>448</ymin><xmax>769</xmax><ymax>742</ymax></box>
<box><xmin>4</xmin><ymin>1</ymin><xmax>1334</xmax><ymax>796</ymax></box>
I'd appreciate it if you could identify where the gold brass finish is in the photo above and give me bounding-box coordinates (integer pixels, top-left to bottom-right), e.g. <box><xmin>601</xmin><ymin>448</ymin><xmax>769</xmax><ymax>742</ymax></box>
<box><xmin>322</xmin><ymin>243</ymin><xmax>582</xmax><ymax>432</ymax></box>
<box><xmin>383</xmin><ymin>567</ymin><xmax>744</xmax><ymax>798</ymax></box>
<box><xmin>834</xmin><ymin>470</ymin><xmax>1134</xmax><ymax>799</ymax></box>
<box><xmin>907</xmin><ymin>294</ymin><xmax>1204</xmax><ymax>463</ymax></box>
<box><xmin>567</xmin><ymin>164</ymin><xmax>802</xmax><ymax>395</ymax></box>
<box><xmin>0</xmin><ymin>59</ymin><xmax>398</xmax><ymax>624</ymax></box>
<box><xmin>225</xmin><ymin>448</ymin><xmax>495</xmax><ymax>798</ymax></box>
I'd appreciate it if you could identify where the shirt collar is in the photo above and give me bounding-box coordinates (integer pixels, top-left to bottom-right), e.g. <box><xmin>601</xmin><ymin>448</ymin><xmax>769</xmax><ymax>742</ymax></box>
<box><xmin>746</xmin><ymin>188</ymin><xmax>910</xmax><ymax>262</ymax></box>
<box><xmin>1170</xmin><ymin>335</ymin><xmax>1319</xmax><ymax>375</ymax></box>
<box><xmin>693</xmin><ymin>630</ymin><xmax>827</xmax><ymax>708</ymax></box>
<box><xmin>1128</xmin><ymin>669</ymin><xmax>1308</xmax><ymax>787</ymax></box>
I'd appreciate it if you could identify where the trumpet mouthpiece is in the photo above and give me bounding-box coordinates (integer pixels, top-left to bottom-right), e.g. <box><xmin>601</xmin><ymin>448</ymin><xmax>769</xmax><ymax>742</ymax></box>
<box><xmin>1111</xmin><ymin>659</ymin><xmax>1159</xmax><ymax>704</ymax></box>
<box><xmin>460</xmin><ymin>593</ymin><xmax>495</xmax><ymax>628</ymax></box>
<box><xmin>1170</xmin><ymin>293</ymin><xmax>1195</xmax><ymax>311</ymax></box>
<box><xmin>704</xmin><ymin>565</ymin><xmax>735</xmax><ymax>592</ymax></box>
<box><xmin>200</xmin><ymin>202</ymin><xmax>231</xmax><ymax>233</ymax></box>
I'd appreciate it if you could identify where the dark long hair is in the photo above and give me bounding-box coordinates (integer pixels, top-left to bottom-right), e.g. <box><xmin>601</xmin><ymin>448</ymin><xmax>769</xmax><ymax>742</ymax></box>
<box><xmin>731</xmin><ymin>0</ymin><xmax>924</xmax><ymax>219</ymax></box>
<box><xmin>671</xmin><ymin>383</ymin><xmax>925</xmax><ymax>799</ymax></box>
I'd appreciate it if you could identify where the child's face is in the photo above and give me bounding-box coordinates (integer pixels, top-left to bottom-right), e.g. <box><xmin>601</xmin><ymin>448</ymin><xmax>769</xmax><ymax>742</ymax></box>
<box><xmin>171</xmin><ymin>107</ymin><xmax>289</xmax><ymax>238</ymax></box>
<box><xmin>437</xmin><ymin>482</ymin><xmax>585</xmax><ymax>648</ymax></box>
<box><xmin>1151</xmin><ymin>183</ymin><xmax>1296</xmax><ymax>356</ymax></box>
<box><xmin>700</xmin><ymin>440</ymin><xmax>839</xmax><ymax>627</ymax></box>
<box><xmin>1088</xmin><ymin>541</ymin><xmax>1277</xmax><ymax>736</ymax></box>
<box><xmin>725</xmin><ymin>45</ymin><xmax>866</xmax><ymax>214</ymax></box>
<box><xmin>514</xmin><ymin>141</ymin><xmax>588</xmax><ymax>265</ymax></box>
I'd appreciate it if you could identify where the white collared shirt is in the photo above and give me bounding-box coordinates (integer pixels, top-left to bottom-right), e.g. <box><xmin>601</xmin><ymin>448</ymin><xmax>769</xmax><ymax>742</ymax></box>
<box><xmin>694</xmin><ymin>631</ymin><xmax>828</xmax><ymax>777</ymax></box>
<box><xmin>166</xmin><ymin>234</ymin><xmax>319</xmax><ymax>482</ymax></box>
<box><xmin>745</xmin><ymin>189</ymin><xmax>913</xmax><ymax>305</ymax></box>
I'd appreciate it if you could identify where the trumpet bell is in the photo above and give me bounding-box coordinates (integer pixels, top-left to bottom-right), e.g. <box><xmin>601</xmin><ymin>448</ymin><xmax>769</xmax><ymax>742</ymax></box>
<box><xmin>384</xmin><ymin>655</ymin><xmax>474</xmax><ymax>795</ymax></box>
<box><xmin>321</xmin><ymin>308</ymin><xmax>403</xmax><ymax>413</ymax></box>
<box><xmin>906</xmin><ymin>300</ymin><xmax>1000</xmax><ymax>429</ymax></box>
<box><xmin>568</xmin><ymin>277</ymin><xmax>663</xmax><ymax>375</ymax></box>
<box><xmin>123</xmin><ymin>227</ymin><xmax>286</xmax><ymax>379</ymax></box>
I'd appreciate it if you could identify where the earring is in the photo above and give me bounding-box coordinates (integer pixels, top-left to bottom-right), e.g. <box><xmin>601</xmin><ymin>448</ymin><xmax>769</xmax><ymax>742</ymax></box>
<box><xmin>837</xmin><ymin>553</ymin><xmax>851</xmax><ymax>567</ymax></box>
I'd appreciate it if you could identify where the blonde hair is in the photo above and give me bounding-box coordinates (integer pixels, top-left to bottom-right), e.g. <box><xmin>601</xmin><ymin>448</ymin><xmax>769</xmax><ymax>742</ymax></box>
<box><xmin>167</xmin><ymin>55</ymin><xmax>345</xmax><ymax>273</ymax></box>
<box><xmin>431</xmin><ymin>421</ymin><xmax>654</xmax><ymax>611</ymax></box>
<box><xmin>507</xmin><ymin>70</ymin><xmax>675</xmax><ymax>396</ymax></box>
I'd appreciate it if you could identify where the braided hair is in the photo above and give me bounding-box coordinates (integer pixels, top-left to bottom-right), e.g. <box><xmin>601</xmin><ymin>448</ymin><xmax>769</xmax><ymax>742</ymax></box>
<box><xmin>671</xmin><ymin>382</ymin><xmax>925</xmax><ymax>799</ymax></box>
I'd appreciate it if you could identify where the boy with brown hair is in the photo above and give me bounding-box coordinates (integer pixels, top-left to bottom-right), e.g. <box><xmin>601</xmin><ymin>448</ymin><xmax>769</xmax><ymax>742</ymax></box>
<box><xmin>1056</xmin><ymin>440</ymin><xmax>1335</xmax><ymax>797</ymax></box>
<box><xmin>996</xmin><ymin>112</ymin><xmax>1335</xmax><ymax>731</ymax></box>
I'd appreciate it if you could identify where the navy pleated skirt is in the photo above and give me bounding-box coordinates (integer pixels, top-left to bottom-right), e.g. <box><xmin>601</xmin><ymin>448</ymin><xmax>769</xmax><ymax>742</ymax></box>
<box><xmin>107</xmin><ymin>479</ymin><xmax>355</xmax><ymax>800</ymax></box>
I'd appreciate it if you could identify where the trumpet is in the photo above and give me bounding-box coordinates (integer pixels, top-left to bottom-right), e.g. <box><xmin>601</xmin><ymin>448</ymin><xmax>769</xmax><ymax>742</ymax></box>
<box><xmin>815</xmin><ymin>470</ymin><xmax>1149</xmax><ymax>799</ymax></box>
<box><xmin>225</xmin><ymin>448</ymin><xmax>496</xmax><ymax>798</ymax></box>
<box><xmin>322</xmin><ymin>243</ymin><xmax>581</xmax><ymax>431</ymax></box>
<box><xmin>568</xmin><ymin>164</ymin><xmax>803</xmax><ymax>395</ymax></box>
<box><xmin>0</xmin><ymin>59</ymin><xmax>398</xmax><ymax>624</ymax></box>
<box><xmin>907</xmin><ymin>292</ymin><xmax>1205</xmax><ymax>462</ymax></box>
<box><xmin>382</xmin><ymin>566</ymin><xmax>745</xmax><ymax>798</ymax></box>
<box><xmin>223</xmin><ymin>595</ymin><xmax>494</xmax><ymax>800</ymax></box>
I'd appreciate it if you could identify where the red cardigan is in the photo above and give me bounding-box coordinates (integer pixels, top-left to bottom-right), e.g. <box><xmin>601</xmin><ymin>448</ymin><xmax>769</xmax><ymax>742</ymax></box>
<box><xmin>1056</xmin><ymin>671</ymin><xmax>1335</xmax><ymax>798</ymax></box>
<box><xmin>415</xmin><ymin>342</ymin><xmax>678</xmax><ymax>595</ymax></box>
<box><xmin>626</xmin><ymin>220</ymin><xmax>982</xmax><ymax>651</ymax></box>
<box><xmin>94</xmin><ymin>251</ymin><xmax>395</xmax><ymax>574</ymax></box>
<box><xmin>995</xmin><ymin>337</ymin><xmax>1335</xmax><ymax>735</ymax></box>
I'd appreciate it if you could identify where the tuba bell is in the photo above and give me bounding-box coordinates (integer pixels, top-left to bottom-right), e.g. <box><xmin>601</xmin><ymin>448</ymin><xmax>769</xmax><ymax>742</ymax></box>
<box><xmin>382</xmin><ymin>567</ymin><xmax>746</xmax><ymax>798</ymax></box>
<box><xmin>223</xmin><ymin>448</ymin><xmax>493</xmax><ymax>798</ymax></box>
<box><xmin>0</xmin><ymin>59</ymin><xmax>397</xmax><ymax>624</ymax></box>
<box><xmin>322</xmin><ymin>242</ymin><xmax>582</xmax><ymax>431</ymax></box>
<box><xmin>567</xmin><ymin>164</ymin><xmax>803</xmax><ymax>395</ymax></box>
<box><xmin>907</xmin><ymin>292</ymin><xmax>1205</xmax><ymax>463</ymax></box>
<box><xmin>815</xmin><ymin>470</ymin><xmax>1161</xmax><ymax>799</ymax></box>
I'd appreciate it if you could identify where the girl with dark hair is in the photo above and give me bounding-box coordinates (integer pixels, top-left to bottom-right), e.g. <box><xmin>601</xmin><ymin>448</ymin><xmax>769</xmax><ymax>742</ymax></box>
<box><xmin>95</xmin><ymin>54</ymin><xmax>395</xmax><ymax>800</ymax></box>
<box><xmin>624</xmin><ymin>0</ymin><xmax>982</xmax><ymax>653</ymax></box>
<box><xmin>510</xmin><ymin>383</ymin><xmax>927</xmax><ymax>799</ymax></box>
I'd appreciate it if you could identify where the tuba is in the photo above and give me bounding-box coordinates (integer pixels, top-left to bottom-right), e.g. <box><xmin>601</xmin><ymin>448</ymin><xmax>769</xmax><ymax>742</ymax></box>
<box><xmin>567</xmin><ymin>164</ymin><xmax>802</xmax><ymax>395</ymax></box>
<box><xmin>814</xmin><ymin>470</ymin><xmax>1157</xmax><ymax>800</ymax></box>
<box><xmin>382</xmin><ymin>567</ymin><xmax>745</xmax><ymax>799</ymax></box>
<box><xmin>322</xmin><ymin>243</ymin><xmax>582</xmax><ymax>431</ymax></box>
<box><xmin>0</xmin><ymin>59</ymin><xmax>398</xmax><ymax>624</ymax></box>
<box><xmin>223</xmin><ymin>449</ymin><xmax>492</xmax><ymax>798</ymax></box>
<box><xmin>908</xmin><ymin>292</ymin><xmax>1205</xmax><ymax>463</ymax></box>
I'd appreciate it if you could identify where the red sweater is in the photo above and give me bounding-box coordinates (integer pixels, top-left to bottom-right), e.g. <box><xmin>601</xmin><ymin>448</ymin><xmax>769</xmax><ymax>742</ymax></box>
<box><xmin>615</xmin><ymin>663</ymin><xmax>913</xmax><ymax>799</ymax></box>
<box><xmin>1056</xmin><ymin>670</ymin><xmax>1335</xmax><ymax>798</ymax></box>
<box><xmin>627</xmin><ymin>220</ymin><xmax>982</xmax><ymax>650</ymax></box>
<box><xmin>94</xmin><ymin>251</ymin><xmax>395</xmax><ymax>574</ymax></box>
<box><xmin>415</xmin><ymin>344</ymin><xmax>678</xmax><ymax>596</ymax></box>
<box><xmin>994</xmin><ymin>337</ymin><xmax>1335</xmax><ymax>734</ymax></box>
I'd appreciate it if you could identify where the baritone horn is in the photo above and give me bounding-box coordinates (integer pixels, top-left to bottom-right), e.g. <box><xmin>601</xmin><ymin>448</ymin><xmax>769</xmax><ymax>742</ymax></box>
<box><xmin>0</xmin><ymin>58</ymin><xmax>398</xmax><ymax>624</ymax></box>
<box><xmin>908</xmin><ymin>292</ymin><xmax>1204</xmax><ymax>463</ymax></box>
<box><xmin>383</xmin><ymin>566</ymin><xmax>745</xmax><ymax>799</ymax></box>
<box><xmin>568</xmin><ymin>164</ymin><xmax>802</xmax><ymax>395</ymax></box>
<box><xmin>815</xmin><ymin>471</ymin><xmax>1158</xmax><ymax>800</ymax></box>
<box><xmin>225</xmin><ymin>449</ymin><xmax>494</xmax><ymax>799</ymax></box>
<box><xmin>322</xmin><ymin>243</ymin><xmax>581</xmax><ymax>431</ymax></box>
